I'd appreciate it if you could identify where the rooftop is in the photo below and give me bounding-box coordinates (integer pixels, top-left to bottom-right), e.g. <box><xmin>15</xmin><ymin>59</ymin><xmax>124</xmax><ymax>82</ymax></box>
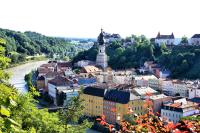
<box><xmin>81</xmin><ymin>65</ymin><xmax>101</xmax><ymax>73</ymax></box>
<box><xmin>134</xmin><ymin>75</ymin><xmax>157</xmax><ymax>80</ymax></box>
<box><xmin>150</xmin><ymin>94</ymin><xmax>170</xmax><ymax>100</ymax></box>
<box><xmin>164</xmin><ymin>98</ymin><xmax>198</xmax><ymax>109</ymax></box>
<box><xmin>156</xmin><ymin>32</ymin><xmax>174</xmax><ymax>39</ymax></box>
<box><xmin>134</xmin><ymin>87</ymin><xmax>158</xmax><ymax>96</ymax></box>
<box><xmin>189</xmin><ymin>97</ymin><xmax>200</xmax><ymax>104</ymax></box>
<box><xmin>104</xmin><ymin>89</ymin><xmax>139</xmax><ymax>104</ymax></box>
<box><xmin>48</xmin><ymin>76</ymin><xmax>70</xmax><ymax>86</ymax></box>
<box><xmin>45</xmin><ymin>71</ymin><xmax>61</xmax><ymax>78</ymax></box>
<box><xmin>40</xmin><ymin>63</ymin><xmax>56</xmax><ymax>68</ymax></box>
<box><xmin>192</xmin><ymin>34</ymin><xmax>200</xmax><ymax>38</ymax></box>
<box><xmin>83</xmin><ymin>86</ymin><xmax>106</xmax><ymax>97</ymax></box>
<box><xmin>57</xmin><ymin>62</ymin><xmax>72</xmax><ymax>68</ymax></box>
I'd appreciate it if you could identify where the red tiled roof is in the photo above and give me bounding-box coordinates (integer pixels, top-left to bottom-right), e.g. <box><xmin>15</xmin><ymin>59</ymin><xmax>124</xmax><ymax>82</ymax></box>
<box><xmin>44</xmin><ymin>71</ymin><xmax>60</xmax><ymax>78</ymax></box>
<box><xmin>48</xmin><ymin>76</ymin><xmax>70</xmax><ymax>86</ymax></box>
<box><xmin>57</xmin><ymin>62</ymin><xmax>72</xmax><ymax>68</ymax></box>
<box><xmin>168</xmin><ymin>103</ymin><xmax>181</xmax><ymax>108</ymax></box>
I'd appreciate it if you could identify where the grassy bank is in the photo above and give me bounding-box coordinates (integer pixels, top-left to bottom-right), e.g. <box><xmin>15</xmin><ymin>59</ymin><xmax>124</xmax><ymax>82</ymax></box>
<box><xmin>8</xmin><ymin>56</ymin><xmax>48</xmax><ymax>68</ymax></box>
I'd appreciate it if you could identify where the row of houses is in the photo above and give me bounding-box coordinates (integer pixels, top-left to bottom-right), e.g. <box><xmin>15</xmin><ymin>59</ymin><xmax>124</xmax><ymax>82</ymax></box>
<box><xmin>138</xmin><ymin>61</ymin><xmax>170</xmax><ymax>78</ymax></box>
<box><xmin>152</xmin><ymin>32</ymin><xmax>200</xmax><ymax>46</ymax></box>
<box><xmin>36</xmin><ymin>62</ymin><xmax>97</xmax><ymax>106</ymax></box>
<box><xmin>133</xmin><ymin>74</ymin><xmax>200</xmax><ymax>99</ymax></box>
<box><xmin>81</xmin><ymin>86</ymin><xmax>199</xmax><ymax>124</ymax></box>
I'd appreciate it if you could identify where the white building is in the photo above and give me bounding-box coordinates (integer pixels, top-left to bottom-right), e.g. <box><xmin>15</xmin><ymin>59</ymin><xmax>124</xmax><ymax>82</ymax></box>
<box><xmin>148</xmin><ymin>78</ymin><xmax>162</xmax><ymax>91</ymax></box>
<box><xmin>155</xmin><ymin>32</ymin><xmax>175</xmax><ymax>46</ymax></box>
<box><xmin>161</xmin><ymin>79</ymin><xmax>174</xmax><ymax>95</ymax></box>
<box><xmin>190</xmin><ymin>34</ymin><xmax>200</xmax><ymax>45</ymax></box>
<box><xmin>159</xmin><ymin>70</ymin><xmax>170</xmax><ymax>78</ymax></box>
<box><xmin>134</xmin><ymin>75</ymin><xmax>157</xmax><ymax>87</ymax></box>
<box><xmin>44</xmin><ymin>71</ymin><xmax>61</xmax><ymax>89</ymax></box>
<box><xmin>161</xmin><ymin>98</ymin><xmax>199</xmax><ymax>123</ymax></box>
<box><xmin>112</xmin><ymin>70</ymin><xmax>133</xmax><ymax>84</ymax></box>
<box><xmin>48</xmin><ymin>76</ymin><xmax>71</xmax><ymax>106</ymax></box>
<box><xmin>75</xmin><ymin>60</ymin><xmax>95</xmax><ymax>67</ymax></box>
<box><xmin>173</xmin><ymin>81</ymin><xmax>189</xmax><ymax>97</ymax></box>
<box><xmin>189</xmin><ymin>88</ymin><xmax>200</xmax><ymax>99</ymax></box>
<box><xmin>63</xmin><ymin>89</ymin><xmax>79</xmax><ymax>106</ymax></box>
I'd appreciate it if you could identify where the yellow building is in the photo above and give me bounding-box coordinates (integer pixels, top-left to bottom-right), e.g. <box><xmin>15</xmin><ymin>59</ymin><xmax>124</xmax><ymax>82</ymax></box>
<box><xmin>81</xmin><ymin>87</ymin><xmax>147</xmax><ymax>123</ymax></box>
<box><xmin>128</xmin><ymin>99</ymin><xmax>146</xmax><ymax>115</ymax></box>
<box><xmin>104</xmin><ymin>89</ymin><xmax>146</xmax><ymax>123</ymax></box>
<box><xmin>115</xmin><ymin>96</ymin><xmax>146</xmax><ymax>120</ymax></box>
<box><xmin>80</xmin><ymin>86</ymin><xmax>105</xmax><ymax>116</ymax></box>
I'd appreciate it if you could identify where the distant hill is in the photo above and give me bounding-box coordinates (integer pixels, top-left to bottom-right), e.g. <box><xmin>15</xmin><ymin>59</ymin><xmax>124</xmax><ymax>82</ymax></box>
<box><xmin>0</xmin><ymin>28</ymin><xmax>92</xmax><ymax>59</ymax></box>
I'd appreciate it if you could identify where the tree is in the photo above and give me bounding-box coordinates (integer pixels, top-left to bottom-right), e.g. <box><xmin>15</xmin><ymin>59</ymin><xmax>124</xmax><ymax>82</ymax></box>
<box><xmin>10</xmin><ymin>53</ymin><xmax>19</xmax><ymax>64</ymax></box>
<box><xmin>59</xmin><ymin>95</ymin><xmax>90</xmax><ymax>133</ymax></box>
<box><xmin>180</xmin><ymin>36</ymin><xmax>188</xmax><ymax>44</ymax></box>
<box><xmin>0</xmin><ymin>38</ymin><xmax>90</xmax><ymax>133</ymax></box>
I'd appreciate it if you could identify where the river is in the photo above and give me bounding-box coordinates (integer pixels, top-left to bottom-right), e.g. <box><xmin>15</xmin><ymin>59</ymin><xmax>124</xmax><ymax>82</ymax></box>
<box><xmin>6</xmin><ymin>61</ymin><xmax>48</xmax><ymax>93</ymax></box>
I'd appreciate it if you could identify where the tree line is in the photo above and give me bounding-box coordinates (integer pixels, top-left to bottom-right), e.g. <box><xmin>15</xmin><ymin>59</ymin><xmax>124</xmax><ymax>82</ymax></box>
<box><xmin>0</xmin><ymin>28</ymin><xmax>85</xmax><ymax>64</ymax></box>
<box><xmin>0</xmin><ymin>38</ymin><xmax>91</xmax><ymax>132</ymax></box>
<box><xmin>73</xmin><ymin>35</ymin><xmax>200</xmax><ymax>79</ymax></box>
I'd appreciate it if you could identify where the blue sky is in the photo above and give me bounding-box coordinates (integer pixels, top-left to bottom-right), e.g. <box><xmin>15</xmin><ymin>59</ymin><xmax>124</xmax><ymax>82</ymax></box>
<box><xmin>0</xmin><ymin>0</ymin><xmax>200</xmax><ymax>38</ymax></box>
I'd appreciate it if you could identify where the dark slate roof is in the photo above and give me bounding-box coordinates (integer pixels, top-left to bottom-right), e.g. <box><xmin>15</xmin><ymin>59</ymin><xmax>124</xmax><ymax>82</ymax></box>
<box><xmin>83</xmin><ymin>86</ymin><xmax>106</xmax><ymax>97</ymax></box>
<box><xmin>104</xmin><ymin>89</ymin><xmax>130</xmax><ymax>104</ymax></box>
<box><xmin>97</xmin><ymin>29</ymin><xmax>104</xmax><ymax>45</ymax></box>
<box><xmin>37</xmin><ymin>76</ymin><xmax>45</xmax><ymax>80</ymax></box>
<box><xmin>191</xmin><ymin>34</ymin><xmax>200</xmax><ymax>38</ymax></box>
<box><xmin>150</xmin><ymin>38</ymin><xmax>155</xmax><ymax>42</ymax></box>
<box><xmin>189</xmin><ymin>97</ymin><xmax>200</xmax><ymax>104</ymax></box>
<box><xmin>156</xmin><ymin>32</ymin><xmax>174</xmax><ymax>39</ymax></box>
<box><xmin>48</xmin><ymin>76</ymin><xmax>70</xmax><ymax>86</ymax></box>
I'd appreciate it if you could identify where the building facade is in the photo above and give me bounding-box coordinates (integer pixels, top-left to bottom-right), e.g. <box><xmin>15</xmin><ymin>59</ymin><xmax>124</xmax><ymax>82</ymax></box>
<box><xmin>191</xmin><ymin>34</ymin><xmax>200</xmax><ymax>45</ymax></box>
<box><xmin>96</xmin><ymin>29</ymin><xmax>108</xmax><ymax>69</ymax></box>
<box><xmin>80</xmin><ymin>86</ymin><xmax>105</xmax><ymax>116</ymax></box>
<box><xmin>161</xmin><ymin>98</ymin><xmax>199</xmax><ymax>123</ymax></box>
<box><xmin>155</xmin><ymin>32</ymin><xmax>175</xmax><ymax>46</ymax></box>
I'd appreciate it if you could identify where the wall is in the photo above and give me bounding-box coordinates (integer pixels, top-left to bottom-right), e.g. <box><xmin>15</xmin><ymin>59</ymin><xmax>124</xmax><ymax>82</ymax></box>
<box><xmin>155</xmin><ymin>39</ymin><xmax>174</xmax><ymax>46</ymax></box>
<box><xmin>80</xmin><ymin>94</ymin><xmax>104</xmax><ymax>117</ymax></box>
<box><xmin>161</xmin><ymin>109</ymin><xmax>182</xmax><ymax>123</ymax></box>
<box><xmin>103</xmin><ymin>100</ymin><xmax>116</xmax><ymax>124</ymax></box>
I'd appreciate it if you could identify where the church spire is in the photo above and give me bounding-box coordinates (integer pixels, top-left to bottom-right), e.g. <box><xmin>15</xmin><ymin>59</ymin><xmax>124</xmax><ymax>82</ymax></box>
<box><xmin>98</xmin><ymin>28</ymin><xmax>104</xmax><ymax>45</ymax></box>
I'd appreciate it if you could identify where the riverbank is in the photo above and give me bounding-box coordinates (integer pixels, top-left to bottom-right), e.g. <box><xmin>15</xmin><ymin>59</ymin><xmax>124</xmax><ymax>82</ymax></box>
<box><xmin>6</xmin><ymin>60</ymin><xmax>48</xmax><ymax>93</ymax></box>
<box><xmin>7</xmin><ymin>56</ymin><xmax>48</xmax><ymax>69</ymax></box>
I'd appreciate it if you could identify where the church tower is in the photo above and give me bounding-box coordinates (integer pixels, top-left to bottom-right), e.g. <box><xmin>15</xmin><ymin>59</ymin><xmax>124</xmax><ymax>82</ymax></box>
<box><xmin>96</xmin><ymin>29</ymin><xmax>108</xmax><ymax>69</ymax></box>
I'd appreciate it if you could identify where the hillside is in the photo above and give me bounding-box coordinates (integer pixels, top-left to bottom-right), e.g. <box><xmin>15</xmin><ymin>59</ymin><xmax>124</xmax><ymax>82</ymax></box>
<box><xmin>73</xmin><ymin>35</ymin><xmax>200</xmax><ymax>79</ymax></box>
<box><xmin>0</xmin><ymin>28</ymin><xmax>91</xmax><ymax>64</ymax></box>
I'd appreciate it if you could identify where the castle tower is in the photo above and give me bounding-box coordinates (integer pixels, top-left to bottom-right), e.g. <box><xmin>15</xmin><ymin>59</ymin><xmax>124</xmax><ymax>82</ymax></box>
<box><xmin>96</xmin><ymin>29</ymin><xmax>108</xmax><ymax>69</ymax></box>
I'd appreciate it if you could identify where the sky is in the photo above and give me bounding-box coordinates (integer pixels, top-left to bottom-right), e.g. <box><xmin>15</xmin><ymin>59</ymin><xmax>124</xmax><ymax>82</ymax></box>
<box><xmin>0</xmin><ymin>0</ymin><xmax>200</xmax><ymax>38</ymax></box>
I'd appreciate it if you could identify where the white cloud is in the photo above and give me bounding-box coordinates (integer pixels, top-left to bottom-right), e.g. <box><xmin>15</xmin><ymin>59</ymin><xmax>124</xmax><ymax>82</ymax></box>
<box><xmin>0</xmin><ymin>0</ymin><xmax>200</xmax><ymax>38</ymax></box>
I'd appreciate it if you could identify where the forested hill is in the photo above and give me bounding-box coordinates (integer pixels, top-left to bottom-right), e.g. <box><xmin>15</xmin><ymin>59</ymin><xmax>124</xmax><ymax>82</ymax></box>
<box><xmin>0</xmin><ymin>28</ymin><xmax>87</xmax><ymax>61</ymax></box>
<box><xmin>73</xmin><ymin>35</ymin><xmax>200</xmax><ymax>79</ymax></box>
